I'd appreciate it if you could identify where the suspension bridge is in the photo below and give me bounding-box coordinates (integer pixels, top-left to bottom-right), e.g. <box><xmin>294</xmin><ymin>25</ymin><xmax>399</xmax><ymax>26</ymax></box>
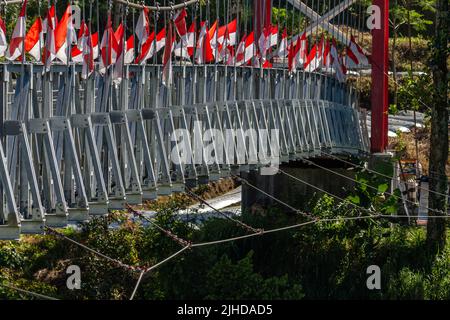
<box><xmin>0</xmin><ymin>0</ymin><xmax>391</xmax><ymax>240</ymax></box>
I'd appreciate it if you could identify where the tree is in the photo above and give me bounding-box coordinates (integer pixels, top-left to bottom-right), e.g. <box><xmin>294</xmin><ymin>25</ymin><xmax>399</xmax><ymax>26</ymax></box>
<box><xmin>426</xmin><ymin>0</ymin><xmax>449</xmax><ymax>253</ymax></box>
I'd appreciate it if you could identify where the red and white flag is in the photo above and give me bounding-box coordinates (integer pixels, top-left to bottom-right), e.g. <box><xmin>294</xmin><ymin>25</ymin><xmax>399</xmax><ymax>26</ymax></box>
<box><xmin>43</xmin><ymin>4</ymin><xmax>57</xmax><ymax>70</ymax></box>
<box><xmin>73</xmin><ymin>31</ymin><xmax>99</xmax><ymax>63</ymax></box>
<box><xmin>73</xmin><ymin>22</ymin><xmax>89</xmax><ymax>63</ymax></box>
<box><xmin>113</xmin><ymin>29</ymin><xmax>125</xmax><ymax>81</ymax></box>
<box><xmin>235</xmin><ymin>32</ymin><xmax>255</xmax><ymax>66</ymax></box>
<box><xmin>135</xmin><ymin>7</ymin><xmax>151</xmax><ymax>44</ymax></box>
<box><xmin>77</xmin><ymin>20</ymin><xmax>88</xmax><ymax>50</ymax></box>
<box><xmin>195</xmin><ymin>22</ymin><xmax>214</xmax><ymax>64</ymax></box>
<box><xmin>345</xmin><ymin>35</ymin><xmax>369</xmax><ymax>69</ymax></box>
<box><xmin>258</xmin><ymin>25</ymin><xmax>278</xmax><ymax>56</ymax></box>
<box><xmin>99</xmin><ymin>14</ymin><xmax>119</xmax><ymax>74</ymax></box>
<box><xmin>91</xmin><ymin>32</ymin><xmax>99</xmax><ymax>60</ymax></box>
<box><xmin>173</xmin><ymin>9</ymin><xmax>190</xmax><ymax>60</ymax></box>
<box><xmin>295</xmin><ymin>33</ymin><xmax>308</xmax><ymax>64</ymax></box>
<box><xmin>114</xmin><ymin>23</ymin><xmax>124</xmax><ymax>43</ymax></box>
<box><xmin>217</xmin><ymin>24</ymin><xmax>235</xmax><ymax>64</ymax></box>
<box><xmin>162</xmin><ymin>23</ymin><xmax>175</xmax><ymax>87</ymax></box>
<box><xmin>113</xmin><ymin>23</ymin><xmax>133</xmax><ymax>63</ymax></box>
<box><xmin>331</xmin><ymin>39</ymin><xmax>346</xmax><ymax>83</ymax></box>
<box><xmin>217</xmin><ymin>19</ymin><xmax>237</xmax><ymax>46</ymax></box>
<box><xmin>113</xmin><ymin>33</ymin><xmax>135</xmax><ymax>81</ymax></box>
<box><xmin>185</xmin><ymin>22</ymin><xmax>196</xmax><ymax>56</ymax></box>
<box><xmin>7</xmin><ymin>0</ymin><xmax>27</xmax><ymax>61</ymax></box>
<box><xmin>135</xmin><ymin>28</ymin><xmax>166</xmax><ymax>64</ymax></box>
<box><xmin>174</xmin><ymin>9</ymin><xmax>188</xmax><ymax>42</ymax></box>
<box><xmin>124</xmin><ymin>36</ymin><xmax>135</xmax><ymax>64</ymax></box>
<box><xmin>0</xmin><ymin>17</ymin><xmax>8</xmax><ymax>57</ymax></box>
<box><xmin>25</xmin><ymin>17</ymin><xmax>44</xmax><ymax>61</ymax></box>
<box><xmin>276</xmin><ymin>28</ymin><xmax>288</xmax><ymax>59</ymax></box>
<box><xmin>55</xmin><ymin>5</ymin><xmax>77</xmax><ymax>64</ymax></box>
<box><xmin>304</xmin><ymin>37</ymin><xmax>324</xmax><ymax>72</ymax></box>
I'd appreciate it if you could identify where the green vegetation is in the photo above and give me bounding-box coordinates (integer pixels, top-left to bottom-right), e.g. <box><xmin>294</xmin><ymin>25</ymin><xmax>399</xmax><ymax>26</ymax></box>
<box><xmin>1</xmin><ymin>170</ymin><xmax>450</xmax><ymax>300</ymax></box>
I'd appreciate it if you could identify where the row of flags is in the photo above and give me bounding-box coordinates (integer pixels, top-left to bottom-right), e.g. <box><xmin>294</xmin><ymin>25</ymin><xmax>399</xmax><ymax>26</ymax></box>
<box><xmin>0</xmin><ymin>2</ymin><xmax>370</xmax><ymax>86</ymax></box>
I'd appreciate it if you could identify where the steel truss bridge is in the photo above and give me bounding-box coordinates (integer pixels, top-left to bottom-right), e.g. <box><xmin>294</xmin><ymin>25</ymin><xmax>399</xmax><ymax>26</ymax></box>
<box><xmin>0</xmin><ymin>63</ymin><xmax>369</xmax><ymax>239</ymax></box>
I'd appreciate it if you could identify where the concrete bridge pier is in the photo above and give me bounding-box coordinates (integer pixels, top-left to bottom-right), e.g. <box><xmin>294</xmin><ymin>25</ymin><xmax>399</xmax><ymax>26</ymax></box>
<box><xmin>241</xmin><ymin>160</ymin><xmax>357</xmax><ymax>214</ymax></box>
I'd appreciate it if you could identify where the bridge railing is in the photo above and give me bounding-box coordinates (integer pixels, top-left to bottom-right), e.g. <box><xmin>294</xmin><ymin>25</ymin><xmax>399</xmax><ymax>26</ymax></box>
<box><xmin>0</xmin><ymin>62</ymin><xmax>368</xmax><ymax>239</ymax></box>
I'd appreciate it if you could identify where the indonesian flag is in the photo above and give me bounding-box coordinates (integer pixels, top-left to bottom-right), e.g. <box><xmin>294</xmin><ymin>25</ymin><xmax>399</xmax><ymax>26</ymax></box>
<box><xmin>113</xmin><ymin>23</ymin><xmax>134</xmax><ymax>63</ymax></box>
<box><xmin>7</xmin><ymin>0</ymin><xmax>27</xmax><ymax>61</ymax></box>
<box><xmin>217</xmin><ymin>24</ymin><xmax>235</xmax><ymax>63</ymax></box>
<box><xmin>135</xmin><ymin>7</ymin><xmax>151</xmax><ymax>44</ymax></box>
<box><xmin>99</xmin><ymin>14</ymin><xmax>119</xmax><ymax>74</ymax></box>
<box><xmin>91</xmin><ymin>32</ymin><xmax>99</xmax><ymax>60</ymax></box>
<box><xmin>217</xmin><ymin>19</ymin><xmax>237</xmax><ymax>46</ymax></box>
<box><xmin>293</xmin><ymin>32</ymin><xmax>308</xmax><ymax>67</ymax></box>
<box><xmin>235</xmin><ymin>32</ymin><xmax>255</xmax><ymax>66</ymax></box>
<box><xmin>77</xmin><ymin>20</ymin><xmax>88</xmax><ymax>50</ymax></box>
<box><xmin>81</xmin><ymin>26</ymin><xmax>94</xmax><ymax>80</ymax></box>
<box><xmin>0</xmin><ymin>17</ymin><xmax>7</xmax><ymax>58</ymax></box>
<box><xmin>288</xmin><ymin>33</ymin><xmax>308</xmax><ymax>72</ymax></box>
<box><xmin>43</xmin><ymin>5</ymin><xmax>57</xmax><ymax>70</ymax></box>
<box><xmin>331</xmin><ymin>39</ymin><xmax>346</xmax><ymax>83</ymax></box>
<box><xmin>185</xmin><ymin>22</ymin><xmax>196</xmax><ymax>56</ymax></box>
<box><xmin>113</xmin><ymin>29</ymin><xmax>125</xmax><ymax>81</ymax></box>
<box><xmin>345</xmin><ymin>35</ymin><xmax>369</xmax><ymax>69</ymax></box>
<box><xmin>175</xmin><ymin>20</ymin><xmax>196</xmax><ymax>59</ymax></box>
<box><xmin>113</xmin><ymin>23</ymin><xmax>133</xmax><ymax>63</ymax></box>
<box><xmin>162</xmin><ymin>23</ymin><xmax>175</xmax><ymax>87</ymax></box>
<box><xmin>276</xmin><ymin>28</ymin><xmax>288</xmax><ymax>59</ymax></box>
<box><xmin>243</xmin><ymin>32</ymin><xmax>255</xmax><ymax>66</ymax></box>
<box><xmin>124</xmin><ymin>36</ymin><xmax>135</xmax><ymax>64</ymax></box>
<box><xmin>135</xmin><ymin>28</ymin><xmax>166</xmax><ymax>64</ymax></box>
<box><xmin>304</xmin><ymin>38</ymin><xmax>324</xmax><ymax>72</ymax></box>
<box><xmin>258</xmin><ymin>25</ymin><xmax>278</xmax><ymax>56</ymax></box>
<box><xmin>55</xmin><ymin>5</ymin><xmax>77</xmax><ymax>64</ymax></box>
<box><xmin>174</xmin><ymin>9</ymin><xmax>188</xmax><ymax>42</ymax></box>
<box><xmin>72</xmin><ymin>32</ymin><xmax>99</xmax><ymax>63</ymax></box>
<box><xmin>114</xmin><ymin>23</ymin><xmax>124</xmax><ymax>43</ymax></box>
<box><xmin>195</xmin><ymin>22</ymin><xmax>214</xmax><ymax>64</ymax></box>
<box><xmin>173</xmin><ymin>8</ymin><xmax>189</xmax><ymax>59</ymax></box>
<box><xmin>25</xmin><ymin>17</ymin><xmax>44</xmax><ymax>61</ymax></box>
<box><xmin>72</xmin><ymin>45</ymin><xmax>83</xmax><ymax>62</ymax></box>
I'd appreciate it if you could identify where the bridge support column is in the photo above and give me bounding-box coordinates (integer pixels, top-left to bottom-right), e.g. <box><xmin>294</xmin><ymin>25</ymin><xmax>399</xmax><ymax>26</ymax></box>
<box><xmin>370</xmin><ymin>0</ymin><xmax>390</xmax><ymax>153</ymax></box>
<box><xmin>241</xmin><ymin>162</ymin><xmax>356</xmax><ymax>214</ymax></box>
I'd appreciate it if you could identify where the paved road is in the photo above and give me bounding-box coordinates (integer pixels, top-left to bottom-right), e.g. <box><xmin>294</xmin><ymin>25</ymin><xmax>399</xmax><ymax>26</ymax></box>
<box><xmin>366</xmin><ymin>111</ymin><xmax>426</xmax><ymax>137</ymax></box>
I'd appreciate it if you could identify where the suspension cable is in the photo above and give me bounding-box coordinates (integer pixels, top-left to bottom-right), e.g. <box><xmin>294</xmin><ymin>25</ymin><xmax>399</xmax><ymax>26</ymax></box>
<box><xmin>0</xmin><ymin>283</ymin><xmax>59</xmax><ymax>300</ymax></box>
<box><xmin>296</xmin><ymin>155</ymin><xmax>448</xmax><ymax>216</ymax></box>
<box><xmin>126</xmin><ymin>204</ymin><xmax>192</xmax><ymax>247</ymax></box>
<box><xmin>320</xmin><ymin>150</ymin><xmax>450</xmax><ymax>199</ymax></box>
